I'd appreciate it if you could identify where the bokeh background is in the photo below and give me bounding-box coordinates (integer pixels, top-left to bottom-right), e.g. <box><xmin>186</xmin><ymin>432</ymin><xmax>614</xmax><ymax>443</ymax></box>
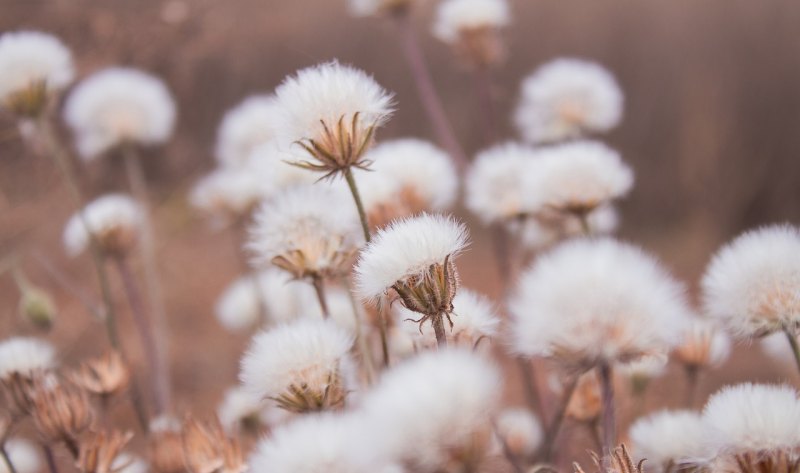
<box><xmin>2</xmin><ymin>0</ymin><xmax>799</xmax><ymax>459</ymax></box>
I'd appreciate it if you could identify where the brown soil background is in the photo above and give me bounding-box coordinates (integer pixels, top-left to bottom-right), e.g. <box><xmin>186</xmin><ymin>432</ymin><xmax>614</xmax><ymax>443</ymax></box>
<box><xmin>2</xmin><ymin>0</ymin><xmax>800</xmax><ymax>469</ymax></box>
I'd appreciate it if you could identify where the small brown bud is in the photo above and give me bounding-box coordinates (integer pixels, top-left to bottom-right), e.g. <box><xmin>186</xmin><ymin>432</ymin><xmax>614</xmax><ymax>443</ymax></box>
<box><xmin>182</xmin><ymin>417</ymin><xmax>246</xmax><ymax>473</ymax></box>
<box><xmin>18</xmin><ymin>286</ymin><xmax>57</xmax><ymax>330</ymax></box>
<box><xmin>31</xmin><ymin>376</ymin><xmax>92</xmax><ymax>456</ymax></box>
<box><xmin>69</xmin><ymin>352</ymin><xmax>130</xmax><ymax>398</ymax></box>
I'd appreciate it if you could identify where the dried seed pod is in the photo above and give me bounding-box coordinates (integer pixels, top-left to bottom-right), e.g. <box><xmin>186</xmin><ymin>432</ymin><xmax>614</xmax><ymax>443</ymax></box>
<box><xmin>182</xmin><ymin>417</ymin><xmax>246</xmax><ymax>473</ymax></box>
<box><xmin>30</xmin><ymin>376</ymin><xmax>92</xmax><ymax>456</ymax></box>
<box><xmin>76</xmin><ymin>430</ymin><xmax>133</xmax><ymax>473</ymax></box>
<box><xmin>69</xmin><ymin>352</ymin><xmax>130</xmax><ymax>399</ymax></box>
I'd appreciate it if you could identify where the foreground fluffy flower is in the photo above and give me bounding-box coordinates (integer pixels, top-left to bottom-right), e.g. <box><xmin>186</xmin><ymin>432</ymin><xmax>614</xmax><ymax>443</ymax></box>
<box><xmin>495</xmin><ymin>407</ymin><xmax>542</xmax><ymax>459</ymax></box>
<box><xmin>702</xmin><ymin>225</ymin><xmax>800</xmax><ymax>338</ymax></box>
<box><xmin>354</xmin><ymin>214</ymin><xmax>469</xmax><ymax>345</ymax></box>
<box><xmin>250</xmin><ymin>413</ymin><xmax>402</xmax><ymax>473</ymax></box>
<box><xmin>702</xmin><ymin>383</ymin><xmax>800</xmax><ymax>470</ymax></box>
<box><xmin>62</xmin><ymin>194</ymin><xmax>143</xmax><ymax>258</ymax></box>
<box><xmin>0</xmin><ymin>438</ymin><xmax>40</xmax><ymax>473</ymax></box>
<box><xmin>509</xmin><ymin>238</ymin><xmax>689</xmax><ymax>370</ymax></box>
<box><xmin>628</xmin><ymin>410</ymin><xmax>706</xmax><ymax>472</ymax></box>
<box><xmin>0</xmin><ymin>30</ymin><xmax>74</xmax><ymax>117</ymax></box>
<box><xmin>189</xmin><ymin>166</ymin><xmax>267</xmax><ymax>225</ymax></box>
<box><xmin>464</xmin><ymin>142</ymin><xmax>540</xmax><ymax>224</ymax></box>
<box><xmin>514</xmin><ymin>58</ymin><xmax>623</xmax><ymax>144</ymax></box>
<box><xmin>248</xmin><ymin>185</ymin><xmax>361</xmax><ymax>280</ymax></box>
<box><xmin>433</xmin><ymin>0</ymin><xmax>510</xmax><ymax>66</ymax></box>
<box><xmin>215</xmin><ymin>95</ymin><xmax>281</xmax><ymax>167</ymax></box>
<box><xmin>356</xmin><ymin>138</ymin><xmax>458</xmax><ymax>228</ymax></box>
<box><xmin>239</xmin><ymin>319</ymin><xmax>354</xmax><ymax>413</ymax></box>
<box><xmin>359</xmin><ymin>349</ymin><xmax>501</xmax><ymax>470</ymax></box>
<box><xmin>63</xmin><ymin>67</ymin><xmax>176</xmax><ymax>159</ymax></box>
<box><xmin>274</xmin><ymin>61</ymin><xmax>394</xmax><ymax>177</ymax></box>
<box><xmin>0</xmin><ymin>337</ymin><xmax>55</xmax><ymax>381</ymax></box>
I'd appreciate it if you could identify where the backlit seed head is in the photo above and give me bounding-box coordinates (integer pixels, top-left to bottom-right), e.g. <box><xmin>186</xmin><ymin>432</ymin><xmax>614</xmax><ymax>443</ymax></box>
<box><xmin>69</xmin><ymin>351</ymin><xmax>130</xmax><ymax>398</ymax></box>
<box><xmin>76</xmin><ymin>430</ymin><xmax>134</xmax><ymax>473</ymax></box>
<box><xmin>181</xmin><ymin>417</ymin><xmax>246</xmax><ymax>473</ymax></box>
<box><xmin>63</xmin><ymin>194</ymin><xmax>143</xmax><ymax>259</ymax></box>
<box><xmin>348</xmin><ymin>0</ymin><xmax>415</xmax><ymax>17</ymax></box>
<box><xmin>433</xmin><ymin>0</ymin><xmax>510</xmax><ymax>67</ymax></box>
<box><xmin>30</xmin><ymin>376</ymin><xmax>92</xmax><ymax>447</ymax></box>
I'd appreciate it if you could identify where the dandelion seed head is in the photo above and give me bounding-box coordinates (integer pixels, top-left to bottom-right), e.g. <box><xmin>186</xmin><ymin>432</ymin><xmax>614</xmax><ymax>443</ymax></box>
<box><xmin>619</xmin><ymin>355</ymin><xmax>668</xmax><ymax>380</ymax></box>
<box><xmin>629</xmin><ymin>410</ymin><xmax>707</xmax><ymax>471</ymax></box>
<box><xmin>0</xmin><ymin>439</ymin><xmax>41</xmax><ymax>473</ymax></box>
<box><xmin>246</xmin><ymin>141</ymin><xmax>320</xmax><ymax>196</ymax></box>
<box><xmin>432</xmin><ymin>0</ymin><xmax>510</xmax><ymax>44</ymax></box>
<box><xmin>348</xmin><ymin>0</ymin><xmax>416</xmax><ymax>17</ymax></box>
<box><xmin>63</xmin><ymin>193</ymin><xmax>143</xmax><ymax>258</ymax></box>
<box><xmin>495</xmin><ymin>407</ymin><xmax>543</xmax><ymax>458</ymax></box>
<box><xmin>673</xmin><ymin>318</ymin><xmax>732</xmax><ymax>369</ymax></box>
<box><xmin>215</xmin><ymin>95</ymin><xmax>281</xmax><ymax>167</ymax></box>
<box><xmin>514</xmin><ymin>58</ymin><xmax>623</xmax><ymax>144</ymax></box>
<box><xmin>0</xmin><ymin>338</ymin><xmax>55</xmax><ymax>381</ymax></box>
<box><xmin>190</xmin><ymin>166</ymin><xmax>267</xmax><ymax>223</ymax></box>
<box><xmin>217</xmin><ymin>386</ymin><xmax>269</xmax><ymax>433</ymax></box>
<box><xmin>64</xmin><ymin>67</ymin><xmax>176</xmax><ymax>159</ymax></box>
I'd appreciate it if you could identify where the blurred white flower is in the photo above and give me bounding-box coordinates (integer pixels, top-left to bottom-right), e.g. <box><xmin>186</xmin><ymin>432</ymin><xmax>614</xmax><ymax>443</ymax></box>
<box><xmin>494</xmin><ymin>407</ymin><xmax>542</xmax><ymax>459</ymax></box>
<box><xmin>248</xmin><ymin>185</ymin><xmax>362</xmax><ymax>280</ymax></box>
<box><xmin>246</xmin><ymin>141</ymin><xmax>320</xmax><ymax>196</ymax></box>
<box><xmin>217</xmin><ymin>386</ymin><xmax>272</xmax><ymax>433</ymax></box>
<box><xmin>63</xmin><ymin>193</ymin><xmax>143</xmax><ymax>258</ymax></box>
<box><xmin>673</xmin><ymin>318</ymin><xmax>732</xmax><ymax>370</ymax></box>
<box><xmin>0</xmin><ymin>30</ymin><xmax>74</xmax><ymax>116</ymax></box>
<box><xmin>619</xmin><ymin>355</ymin><xmax>668</xmax><ymax>381</ymax></box>
<box><xmin>359</xmin><ymin>349</ymin><xmax>501</xmax><ymax>470</ymax></box>
<box><xmin>274</xmin><ymin>61</ymin><xmax>394</xmax><ymax>176</ymax></box>
<box><xmin>760</xmin><ymin>331</ymin><xmax>796</xmax><ymax>367</ymax></box>
<box><xmin>702</xmin><ymin>225</ymin><xmax>800</xmax><ymax>338</ymax></box>
<box><xmin>190</xmin><ymin>166</ymin><xmax>267</xmax><ymax>224</ymax></box>
<box><xmin>214</xmin><ymin>275</ymin><xmax>269</xmax><ymax>332</ymax></box>
<box><xmin>0</xmin><ymin>438</ymin><xmax>41</xmax><ymax>473</ymax></box>
<box><xmin>628</xmin><ymin>410</ymin><xmax>706</xmax><ymax>472</ymax></box>
<box><xmin>63</xmin><ymin>67</ymin><xmax>176</xmax><ymax>159</ymax></box>
<box><xmin>433</xmin><ymin>0</ymin><xmax>510</xmax><ymax>43</ymax></box>
<box><xmin>215</xmin><ymin>94</ymin><xmax>281</xmax><ymax>167</ymax></box>
<box><xmin>239</xmin><ymin>319</ymin><xmax>354</xmax><ymax>412</ymax></box>
<box><xmin>111</xmin><ymin>453</ymin><xmax>148</xmax><ymax>473</ymax></box>
<box><xmin>512</xmin><ymin>204</ymin><xmax>619</xmax><ymax>251</ymax></box>
<box><xmin>348</xmin><ymin>0</ymin><xmax>417</xmax><ymax>17</ymax></box>
<box><xmin>0</xmin><ymin>337</ymin><xmax>55</xmax><ymax>381</ymax></box>
<box><xmin>509</xmin><ymin>238</ymin><xmax>690</xmax><ymax>370</ymax></box>
<box><xmin>514</xmin><ymin>58</ymin><xmax>623</xmax><ymax>144</ymax></box>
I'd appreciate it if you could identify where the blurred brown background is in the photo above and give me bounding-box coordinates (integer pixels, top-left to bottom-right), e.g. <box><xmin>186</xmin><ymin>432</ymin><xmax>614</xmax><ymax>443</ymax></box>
<box><xmin>1</xmin><ymin>0</ymin><xmax>799</xmax><ymax>438</ymax></box>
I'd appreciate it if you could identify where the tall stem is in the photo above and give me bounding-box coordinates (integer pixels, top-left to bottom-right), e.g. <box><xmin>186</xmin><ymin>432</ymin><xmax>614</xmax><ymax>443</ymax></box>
<box><xmin>377</xmin><ymin>302</ymin><xmax>391</xmax><ymax>368</ymax></box>
<box><xmin>113</xmin><ymin>257</ymin><xmax>167</xmax><ymax>415</ymax></box>
<box><xmin>0</xmin><ymin>444</ymin><xmax>18</xmax><ymax>473</ymax></box>
<box><xmin>598</xmin><ymin>362</ymin><xmax>616</xmax><ymax>463</ymax></box>
<box><xmin>311</xmin><ymin>275</ymin><xmax>330</xmax><ymax>319</ymax></box>
<box><xmin>431</xmin><ymin>314</ymin><xmax>448</xmax><ymax>348</ymax></box>
<box><xmin>122</xmin><ymin>146</ymin><xmax>171</xmax><ymax>413</ymax></box>
<box><xmin>516</xmin><ymin>357</ymin><xmax>545</xmax><ymax>418</ymax></box>
<box><xmin>393</xmin><ymin>12</ymin><xmax>468</xmax><ymax>170</ymax></box>
<box><xmin>684</xmin><ymin>366</ymin><xmax>700</xmax><ymax>408</ymax></box>
<box><xmin>343</xmin><ymin>278</ymin><xmax>375</xmax><ymax>384</ymax></box>
<box><xmin>539</xmin><ymin>375</ymin><xmax>578</xmax><ymax>462</ymax></box>
<box><xmin>41</xmin><ymin>444</ymin><xmax>59</xmax><ymax>473</ymax></box>
<box><xmin>342</xmin><ymin>167</ymin><xmax>371</xmax><ymax>243</ymax></box>
<box><xmin>782</xmin><ymin>325</ymin><xmax>800</xmax><ymax>375</ymax></box>
<box><xmin>473</xmin><ymin>65</ymin><xmax>498</xmax><ymax>145</ymax></box>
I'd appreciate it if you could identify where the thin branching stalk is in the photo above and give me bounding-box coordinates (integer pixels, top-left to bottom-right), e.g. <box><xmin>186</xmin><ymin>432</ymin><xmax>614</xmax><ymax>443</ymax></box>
<box><xmin>121</xmin><ymin>145</ymin><xmax>171</xmax><ymax>413</ymax></box>
<box><xmin>343</xmin><ymin>278</ymin><xmax>375</xmax><ymax>385</ymax></box>
<box><xmin>113</xmin><ymin>256</ymin><xmax>167</xmax><ymax>414</ymax></box>
<box><xmin>684</xmin><ymin>365</ymin><xmax>700</xmax><ymax>408</ymax></box>
<box><xmin>342</xmin><ymin>166</ymin><xmax>371</xmax><ymax>243</ymax></box>
<box><xmin>393</xmin><ymin>11</ymin><xmax>468</xmax><ymax>170</ymax></box>
<box><xmin>598</xmin><ymin>362</ymin><xmax>616</xmax><ymax>463</ymax></box>
<box><xmin>40</xmin><ymin>444</ymin><xmax>59</xmax><ymax>473</ymax></box>
<box><xmin>782</xmin><ymin>325</ymin><xmax>800</xmax><ymax>375</ymax></box>
<box><xmin>473</xmin><ymin>65</ymin><xmax>498</xmax><ymax>145</ymax></box>
<box><xmin>0</xmin><ymin>444</ymin><xmax>18</xmax><ymax>473</ymax></box>
<box><xmin>539</xmin><ymin>374</ymin><xmax>578</xmax><ymax>462</ymax></box>
<box><xmin>431</xmin><ymin>314</ymin><xmax>448</xmax><ymax>348</ymax></box>
<box><xmin>377</xmin><ymin>301</ymin><xmax>391</xmax><ymax>368</ymax></box>
<box><xmin>516</xmin><ymin>357</ymin><xmax>545</xmax><ymax>418</ymax></box>
<box><xmin>311</xmin><ymin>275</ymin><xmax>330</xmax><ymax>319</ymax></box>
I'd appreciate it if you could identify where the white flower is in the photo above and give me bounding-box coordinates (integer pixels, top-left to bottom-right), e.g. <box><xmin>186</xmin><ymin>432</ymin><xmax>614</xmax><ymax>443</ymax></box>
<box><xmin>525</xmin><ymin>141</ymin><xmax>633</xmax><ymax>215</ymax></box>
<box><xmin>62</xmin><ymin>193</ymin><xmax>143</xmax><ymax>258</ymax></box>
<box><xmin>702</xmin><ymin>383</ymin><xmax>800</xmax><ymax>455</ymax></box>
<box><xmin>63</xmin><ymin>67</ymin><xmax>177</xmax><ymax>159</ymax></box>
<box><xmin>433</xmin><ymin>0</ymin><xmax>510</xmax><ymax>44</ymax></box>
<box><xmin>189</xmin><ymin>166</ymin><xmax>267</xmax><ymax>223</ymax></box>
<box><xmin>509</xmin><ymin>238</ymin><xmax>690</xmax><ymax>369</ymax></box>
<box><xmin>248</xmin><ymin>185</ymin><xmax>362</xmax><ymax>279</ymax></box>
<box><xmin>239</xmin><ymin>319</ymin><xmax>354</xmax><ymax>412</ymax></box>
<box><xmin>355</xmin><ymin>138</ymin><xmax>458</xmax><ymax>228</ymax></box>
<box><xmin>0</xmin><ymin>30</ymin><xmax>74</xmax><ymax>114</ymax></box>
<box><xmin>246</xmin><ymin>141</ymin><xmax>319</xmax><ymax>196</ymax></box>
<box><xmin>514</xmin><ymin>58</ymin><xmax>623</xmax><ymax>144</ymax></box>
<box><xmin>465</xmin><ymin>142</ymin><xmax>540</xmax><ymax>224</ymax></box>
<box><xmin>512</xmin><ymin>204</ymin><xmax>619</xmax><ymax>251</ymax></box>
<box><xmin>249</xmin><ymin>413</ymin><xmax>403</xmax><ymax>473</ymax></box>
<box><xmin>217</xmin><ymin>386</ymin><xmax>270</xmax><ymax>432</ymax></box>
<box><xmin>348</xmin><ymin>0</ymin><xmax>417</xmax><ymax>17</ymax></box>
<box><xmin>673</xmin><ymin>318</ymin><xmax>732</xmax><ymax>369</ymax></box>
<box><xmin>628</xmin><ymin>410</ymin><xmax>707</xmax><ymax>471</ymax></box>
<box><xmin>0</xmin><ymin>438</ymin><xmax>41</xmax><ymax>473</ymax></box>
<box><xmin>495</xmin><ymin>408</ymin><xmax>542</xmax><ymax>458</ymax></box>
<box><xmin>214</xmin><ymin>275</ymin><xmax>269</xmax><ymax>332</ymax></box>
<box><xmin>619</xmin><ymin>355</ymin><xmax>667</xmax><ymax>380</ymax></box>
<box><xmin>274</xmin><ymin>61</ymin><xmax>394</xmax><ymax>174</ymax></box>
<box><xmin>702</xmin><ymin>225</ymin><xmax>800</xmax><ymax>338</ymax></box>
<box><xmin>354</xmin><ymin>213</ymin><xmax>469</xmax><ymax>302</ymax></box>
<box><xmin>0</xmin><ymin>337</ymin><xmax>55</xmax><ymax>380</ymax></box>
<box><xmin>111</xmin><ymin>454</ymin><xmax>148</xmax><ymax>473</ymax></box>
<box><xmin>396</xmin><ymin>289</ymin><xmax>499</xmax><ymax>349</ymax></box>
<box><xmin>215</xmin><ymin>94</ymin><xmax>281</xmax><ymax>167</ymax></box>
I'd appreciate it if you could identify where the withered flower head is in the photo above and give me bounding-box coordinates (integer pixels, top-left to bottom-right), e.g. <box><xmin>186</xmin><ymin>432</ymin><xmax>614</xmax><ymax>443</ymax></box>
<box><xmin>76</xmin><ymin>430</ymin><xmax>133</xmax><ymax>473</ymax></box>
<box><xmin>433</xmin><ymin>0</ymin><xmax>510</xmax><ymax>67</ymax></box>
<box><xmin>574</xmin><ymin>444</ymin><xmax>645</xmax><ymax>473</ymax></box>
<box><xmin>182</xmin><ymin>416</ymin><xmax>246</xmax><ymax>473</ymax></box>
<box><xmin>69</xmin><ymin>352</ymin><xmax>130</xmax><ymax>398</ymax></box>
<box><xmin>63</xmin><ymin>194</ymin><xmax>144</xmax><ymax>259</ymax></box>
<box><xmin>148</xmin><ymin>416</ymin><xmax>185</xmax><ymax>473</ymax></box>
<box><xmin>31</xmin><ymin>376</ymin><xmax>92</xmax><ymax>455</ymax></box>
<box><xmin>0</xmin><ymin>337</ymin><xmax>56</xmax><ymax>416</ymax></box>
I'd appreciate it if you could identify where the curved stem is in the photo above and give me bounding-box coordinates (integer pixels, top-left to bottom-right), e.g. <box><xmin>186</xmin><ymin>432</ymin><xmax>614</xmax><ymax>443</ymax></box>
<box><xmin>783</xmin><ymin>325</ymin><xmax>800</xmax><ymax>375</ymax></box>
<box><xmin>393</xmin><ymin>12</ymin><xmax>468</xmax><ymax>170</ymax></box>
<box><xmin>40</xmin><ymin>444</ymin><xmax>59</xmax><ymax>473</ymax></box>
<box><xmin>342</xmin><ymin>167</ymin><xmax>371</xmax><ymax>243</ymax></box>
<box><xmin>598</xmin><ymin>362</ymin><xmax>616</xmax><ymax>464</ymax></box>
<box><xmin>311</xmin><ymin>275</ymin><xmax>330</xmax><ymax>319</ymax></box>
<box><xmin>343</xmin><ymin>278</ymin><xmax>375</xmax><ymax>384</ymax></box>
<box><xmin>473</xmin><ymin>65</ymin><xmax>498</xmax><ymax>145</ymax></box>
<box><xmin>516</xmin><ymin>357</ymin><xmax>545</xmax><ymax>418</ymax></box>
<box><xmin>539</xmin><ymin>374</ymin><xmax>578</xmax><ymax>462</ymax></box>
<box><xmin>431</xmin><ymin>314</ymin><xmax>447</xmax><ymax>348</ymax></box>
<box><xmin>377</xmin><ymin>302</ymin><xmax>391</xmax><ymax>368</ymax></box>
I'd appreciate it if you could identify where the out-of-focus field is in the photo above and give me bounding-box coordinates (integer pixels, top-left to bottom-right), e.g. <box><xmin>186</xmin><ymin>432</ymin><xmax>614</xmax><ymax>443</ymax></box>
<box><xmin>1</xmin><ymin>0</ymin><xmax>799</xmax><ymax>461</ymax></box>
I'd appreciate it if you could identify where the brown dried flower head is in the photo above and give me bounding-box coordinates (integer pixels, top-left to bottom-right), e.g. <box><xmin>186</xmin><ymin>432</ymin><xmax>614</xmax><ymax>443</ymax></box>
<box><xmin>182</xmin><ymin>416</ymin><xmax>246</xmax><ymax>473</ymax></box>
<box><xmin>711</xmin><ymin>450</ymin><xmax>800</xmax><ymax>473</ymax></box>
<box><xmin>148</xmin><ymin>417</ymin><xmax>186</xmax><ymax>473</ymax></box>
<box><xmin>70</xmin><ymin>351</ymin><xmax>130</xmax><ymax>398</ymax></box>
<box><xmin>455</xmin><ymin>26</ymin><xmax>506</xmax><ymax>68</ymax></box>
<box><xmin>574</xmin><ymin>444</ymin><xmax>646</xmax><ymax>473</ymax></box>
<box><xmin>76</xmin><ymin>430</ymin><xmax>134</xmax><ymax>473</ymax></box>
<box><xmin>31</xmin><ymin>376</ymin><xmax>92</xmax><ymax>455</ymax></box>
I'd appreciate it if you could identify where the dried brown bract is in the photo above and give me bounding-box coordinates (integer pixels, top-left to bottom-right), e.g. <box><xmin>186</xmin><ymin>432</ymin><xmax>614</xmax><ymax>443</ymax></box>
<box><xmin>182</xmin><ymin>416</ymin><xmax>246</xmax><ymax>473</ymax></box>
<box><xmin>76</xmin><ymin>430</ymin><xmax>134</xmax><ymax>473</ymax></box>
<box><xmin>148</xmin><ymin>418</ymin><xmax>185</xmax><ymax>473</ymax></box>
<box><xmin>31</xmin><ymin>376</ymin><xmax>92</xmax><ymax>456</ymax></box>
<box><xmin>70</xmin><ymin>352</ymin><xmax>130</xmax><ymax>399</ymax></box>
<box><xmin>574</xmin><ymin>445</ymin><xmax>646</xmax><ymax>473</ymax></box>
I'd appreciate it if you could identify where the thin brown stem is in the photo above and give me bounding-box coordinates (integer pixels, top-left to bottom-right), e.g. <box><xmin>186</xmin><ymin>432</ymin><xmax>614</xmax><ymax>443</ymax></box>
<box><xmin>0</xmin><ymin>444</ymin><xmax>18</xmax><ymax>473</ymax></box>
<box><xmin>343</xmin><ymin>278</ymin><xmax>375</xmax><ymax>384</ymax></box>
<box><xmin>393</xmin><ymin>12</ymin><xmax>468</xmax><ymax>170</ymax></box>
<box><xmin>539</xmin><ymin>374</ymin><xmax>578</xmax><ymax>462</ymax></box>
<box><xmin>41</xmin><ymin>444</ymin><xmax>59</xmax><ymax>473</ymax></box>
<box><xmin>516</xmin><ymin>358</ymin><xmax>546</xmax><ymax>418</ymax></box>
<box><xmin>311</xmin><ymin>275</ymin><xmax>330</xmax><ymax>319</ymax></box>
<box><xmin>342</xmin><ymin>166</ymin><xmax>371</xmax><ymax>243</ymax></box>
<box><xmin>32</xmin><ymin>251</ymin><xmax>103</xmax><ymax>319</ymax></box>
<box><xmin>490</xmin><ymin>224</ymin><xmax>512</xmax><ymax>286</ymax></box>
<box><xmin>684</xmin><ymin>365</ymin><xmax>700</xmax><ymax>408</ymax></box>
<box><xmin>377</xmin><ymin>302</ymin><xmax>391</xmax><ymax>368</ymax></box>
<box><xmin>432</xmin><ymin>314</ymin><xmax>448</xmax><ymax>348</ymax></box>
<box><xmin>492</xmin><ymin>421</ymin><xmax>525</xmax><ymax>473</ymax></box>
<box><xmin>473</xmin><ymin>65</ymin><xmax>498</xmax><ymax>145</ymax></box>
<box><xmin>598</xmin><ymin>362</ymin><xmax>616</xmax><ymax>464</ymax></box>
<box><xmin>783</xmin><ymin>325</ymin><xmax>800</xmax><ymax>376</ymax></box>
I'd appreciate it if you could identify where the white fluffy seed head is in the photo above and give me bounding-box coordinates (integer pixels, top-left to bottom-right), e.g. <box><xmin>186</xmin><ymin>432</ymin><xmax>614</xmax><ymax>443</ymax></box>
<box><xmin>215</xmin><ymin>94</ymin><xmax>281</xmax><ymax>167</ymax></box>
<box><xmin>511</xmin><ymin>204</ymin><xmax>619</xmax><ymax>251</ymax></box>
<box><xmin>63</xmin><ymin>67</ymin><xmax>176</xmax><ymax>159</ymax></box>
<box><xmin>0</xmin><ymin>439</ymin><xmax>41</xmax><ymax>473</ymax></box>
<box><xmin>702</xmin><ymin>383</ymin><xmax>800</xmax><ymax>455</ymax></box>
<box><xmin>248</xmin><ymin>185</ymin><xmax>362</xmax><ymax>279</ymax></box>
<box><xmin>509</xmin><ymin>238</ymin><xmax>690</xmax><ymax>369</ymax></box>
<box><xmin>354</xmin><ymin>213</ymin><xmax>469</xmax><ymax>301</ymax></box>
<box><xmin>249</xmin><ymin>413</ymin><xmax>403</xmax><ymax>473</ymax></box>
<box><xmin>214</xmin><ymin>275</ymin><xmax>268</xmax><ymax>333</ymax></box>
<box><xmin>246</xmin><ymin>141</ymin><xmax>320</xmax><ymax>197</ymax></box>
<box><xmin>0</xmin><ymin>30</ymin><xmax>74</xmax><ymax>104</ymax></box>
<box><xmin>62</xmin><ymin>193</ymin><xmax>143</xmax><ymax>258</ymax></box>
<box><xmin>239</xmin><ymin>319</ymin><xmax>355</xmax><ymax>403</ymax></box>
<box><xmin>465</xmin><ymin>142</ymin><xmax>540</xmax><ymax>224</ymax></box>
<box><xmin>111</xmin><ymin>454</ymin><xmax>148</xmax><ymax>473</ymax></box>
<box><xmin>359</xmin><ymin>349</ymin><xmax>501</xmax><ymax>469</ymax></box>
<box><xmin>0</xmin><ymin>337</ymin><xmax>56</xmax><ymax>380</ymax></box>
<box><xmin>348</xmin><ymin>0</ymin><xmax>417</xmax><ymax>17</ymax></box>
<box><xmin>433</xmin><ymin>0</ymin><xmax>510</xmax><ymax>43</ymax></box>
<box><xmin>217</xmin><ymin>386</ymin><xmax>268</xmax><ymax>432</ymax></box>
<box><xmin>274</xmin><ymin>61</ymin><xmax>394</xmax><ymax>147</ymax></box>
<box><xmin>396</xmin><ymin>289</ymin><xmax>499</xmax><ymax>349</ymax></box>
<box><xmin>702</xmin><ymin>225</ymin><xmax>800</xmax><ymax>338</ymax></box>
<box><xmin>673</xmin><ymin>317</ymin><xmax>732</xmax><ymax>369</ymax></box>
<box><xmin>495</xmin><ymin>408</ymin><xmax>543</xmax><ymax>458</ymax></box>
<box><xmin>189</xmin><ymin>166</ymin><xmax>268</xmax><ymax>223</ymax></box>
<box><xmin>619</xmin><ymin>355</ymin><xmax>668</xmax><ymax>380</ymax></box>
<box><xmin>628</xmin><ymin>410</ymin><xmax>707</xmax><ymax>470</ymax></box>
<box><xmin>514</xmin><ymin>58</ymin><xmax>623</xmax><ymax>144</ymax></box>
<box><xmin>525</xmin><ymin>141</ymin><xmax>633</xmax><ymax>213</ymax></box>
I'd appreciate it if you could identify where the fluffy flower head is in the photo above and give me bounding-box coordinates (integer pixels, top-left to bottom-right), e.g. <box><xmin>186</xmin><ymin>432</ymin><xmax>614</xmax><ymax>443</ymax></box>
<box><xmin>63</xmin><ymin>193</ymin><xmax>143</xmax><ymax>258</ymax></box>
<box><xmin>433</xmin><ymin>0</ymin><xmax>510</xmax><ymax>43</ymax></box>
<box><xmin>64</xmin><ymin>67</ymin><xmax>176</xmax><ymax>159</ymax></box>
<box><xmin>190</xmin><ymin>166</ymin><xmax>267</xmax><ymax>224</ymax></box>
<box><xmin>348</xmin><ymin>0</ymin><xmax>417</xmax><ymax>16</ymax></box>
<box><xmin>629</xmin><ymin>410</ymin><xmax>707</xmax><ymax>470</ymax></box>
<box><xmin>514</xmin><ymin>58</ymin><xmax>623</xmax><ymax>144</ymax></box>
<box><xmin>215</xmin><ymin>95</ymin><xmax>281</xmax><ymax>167</ymax></box>
<box><xmin>0</xmin><ymin>337</ymin><xmax>55</xmax><ymax>380</ymax></box>
<box><xmin>495</xmin><ymin>408</ymin><xmax>542</xmax><ymax>458</ymax></box>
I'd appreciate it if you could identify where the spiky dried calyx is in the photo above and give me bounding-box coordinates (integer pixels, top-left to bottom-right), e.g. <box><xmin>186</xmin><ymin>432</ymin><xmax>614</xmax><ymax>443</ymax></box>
<box><xmin>76</xmin><ymin>430</ymin><xmax>133</xmax><ymax>473</ymax></box>
<box><xmin>574</xmin><ymin>444</ymin><xmax>646</xmax><ymax>473</ymax></box>
<box><xmin>30</xmin><ymin>376</ymin><xmax>92</xmax><ymax>456</ymax></box>
<box><xmin>292</xmin><ymin>113</ymin><xmax>376</xmax><ymax>179</ymax></box>
<box><xmin>730</xmin><ymin>451</ymin><xmax>800</xmax><ymax>473</ymax></box>
<box><xmin>182</xmin><ymin>417</ymin><xmax>246</xmax><ymax>473</ymax></box>
<box><xmin>269</xmin><ymin>370</ymin><xmax>346</xmax><ymax>414</ymax></box>
<box><xmin>69</xmin><ymin>351</ymin><xmax>130</xmax><ymax>398</ymax></box>
<box><xmin>270</xmin><ymin>235</ymin><xmax>356</xmax><ymax>281</ymax></box>
<box><xmin>393</xmin><ymin>255</ymin><xmax>459</xmax><ymax>335</ymax></box>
